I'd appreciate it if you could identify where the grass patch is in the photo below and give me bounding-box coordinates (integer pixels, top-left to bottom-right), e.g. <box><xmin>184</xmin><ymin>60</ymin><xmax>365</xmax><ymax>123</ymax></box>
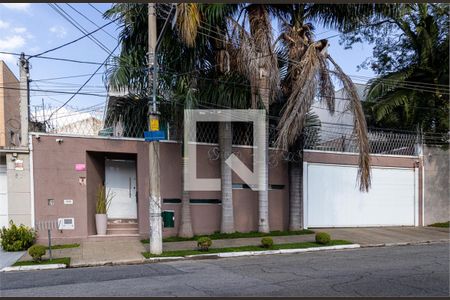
<box><xmin>429</xmin><ymin>221</ymin><xmax>449</xmax><ymax>228</ymax></box>
<box><xmin>47</xmin><ymin>243</ymin><xmax>80</xmax><ymax>250</ymax></box>
<box><xmin>13</xmin><ymin>257</ymin><xmax>71</xmax><ymax>267</ymax></box>
<box><xmin>142</xmin><ymin>240</ymin><xmax>351</xmax><ymax>258</ymax></box>
<box><xmin>141</xmin><ymin>229</ymin><xmax>314</xmax><ymax>244</ymax></box>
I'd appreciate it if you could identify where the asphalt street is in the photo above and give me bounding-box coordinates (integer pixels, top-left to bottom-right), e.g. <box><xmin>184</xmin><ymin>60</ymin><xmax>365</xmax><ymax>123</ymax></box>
<box><xmin>1</xmin><ymin>243</ymin><xmax>448</xmax><ymax>297</ymax></box>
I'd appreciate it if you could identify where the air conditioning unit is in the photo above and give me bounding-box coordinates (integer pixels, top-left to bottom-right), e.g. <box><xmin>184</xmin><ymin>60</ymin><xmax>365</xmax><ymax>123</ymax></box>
<box><xmin>58</xmin><ymin>218</ymin><xmax>75</xmax><ymax>230</ymax></box>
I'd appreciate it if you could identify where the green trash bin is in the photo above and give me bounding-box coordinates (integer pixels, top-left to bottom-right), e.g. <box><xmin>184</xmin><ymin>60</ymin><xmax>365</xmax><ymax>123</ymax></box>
<box><xmin>162</xmin><ymin>211</ymin><xmax>174</xmax><ymax>228</ymax></box>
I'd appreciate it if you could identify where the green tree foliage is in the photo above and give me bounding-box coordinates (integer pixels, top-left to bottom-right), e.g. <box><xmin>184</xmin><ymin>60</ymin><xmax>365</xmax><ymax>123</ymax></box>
<box><xmin>342</xmin><ymin>4</ymin><xmax>449</xmax><ymax>143</ymax></box>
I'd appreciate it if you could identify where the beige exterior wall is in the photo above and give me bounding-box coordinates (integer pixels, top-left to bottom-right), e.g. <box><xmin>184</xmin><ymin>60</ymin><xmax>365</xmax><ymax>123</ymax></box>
<box><xmin>0</xmin><ymin>61</ymin><xmax>20</xmax><ymax>148</ymax></box>
<box><xmin>6</xmin><ymin>152</ymin><xmax>32</xmax><ymax>226</ymax></box>
<box><xmin>32</xmin><ymin>135</ymin><xmax>290</xmax><ymax>243</ymax></box>
<box><xmin>423</xmin><ymin>146</ymin><xmax>449</xmax><ymax>225</ymax></box>
<box><xmin>32</xmin><ymin>135</ymin><xmax>426</xmax><ymax>243</ymax></box>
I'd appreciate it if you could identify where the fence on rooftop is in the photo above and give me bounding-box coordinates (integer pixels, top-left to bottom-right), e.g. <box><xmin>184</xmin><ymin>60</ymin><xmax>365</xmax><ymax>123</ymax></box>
<box><xmin>29</xmin><ymin>106</ymin><xmax>428</xmax><ymax>157</ymax></box>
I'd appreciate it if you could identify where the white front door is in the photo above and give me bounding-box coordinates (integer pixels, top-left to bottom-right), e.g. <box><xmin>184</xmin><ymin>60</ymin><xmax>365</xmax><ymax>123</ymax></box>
<box><xmin>105</xmin><ymin>159</ymin><xmax>137</xmax><ymax>219</ymax></box>
<box><xmin>0</xmin><ymin>165</ymin><xmax>7</xmax><ymax>228</ymax></box>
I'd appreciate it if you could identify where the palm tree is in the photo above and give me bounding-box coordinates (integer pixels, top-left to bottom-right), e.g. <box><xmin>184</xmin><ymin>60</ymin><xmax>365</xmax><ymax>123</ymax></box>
<box><xmin>272</xmin><ymin>4</ymin><xmax>402</xmax><ymax>229</ymax></box>
<box><xmin>173</xmin><ymin>4</ymin><xmax>255</xmax><ymax>234</ymax></box>
<box><xmin>105</xmin><ymin>3</ymin><xmax>249</xmax><ymax>236</ymax></box>
<box><xmin>228</xmin><ymin>4</ymin><xmax>280</xmax><ymax>233</ymax></box>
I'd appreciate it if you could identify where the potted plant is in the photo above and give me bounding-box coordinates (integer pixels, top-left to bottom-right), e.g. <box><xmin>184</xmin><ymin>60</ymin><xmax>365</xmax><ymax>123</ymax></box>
<box><xmin>95</xmin><ymin>184</ymin><xmax>114</xmax><ymax>235</ymax></box>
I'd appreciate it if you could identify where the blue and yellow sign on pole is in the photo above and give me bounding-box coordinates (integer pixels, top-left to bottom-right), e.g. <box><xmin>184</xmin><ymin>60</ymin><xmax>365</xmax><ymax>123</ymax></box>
<box><xmin>145</xmin><ymin>114</ymin><xmax>165</xmax><ymax>141</ymax></box>
<box><xmin>149</xmin><ymin>115</ymin><xmax>159</xmax><ymax>131</ymax></box>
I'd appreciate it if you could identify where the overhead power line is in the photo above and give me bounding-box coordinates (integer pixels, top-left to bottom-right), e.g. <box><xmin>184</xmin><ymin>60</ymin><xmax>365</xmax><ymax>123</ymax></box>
<box><xmin>31</xmin><ymin>55</ymin><xmax>105</xmax><ymax>66</ymax></box>
<box><xmin>29</xmin><ymin>13</ymin><xmax>119</xmax><ymax>58</ymax></box>
<box><xmin>46</xmin><ymin>42</ymin><xmax>121</xmax><ymax>121</ymax></box>
<box><xmin>0</xmin><ymin>85</ymin><xmax>107</xmax><ymax>97</ymax></box>
<box><xmin>48</xmin><ymin>3</ymin><xmax>112</xmax><ymax>55</ymax></box>
<box><xmin>33</xmin><ymin>73</ymin><xmax>103</xmax><ymax>81</ymax></box>
<box><xmin>65</xmin><ymin>3</ymin><xmax>118</xmax><ymax>41</ymax></box>
<box><xmin>88</xmin><ymin>3</ymin><xmax>105</xmax><ymax>17</ymax></box>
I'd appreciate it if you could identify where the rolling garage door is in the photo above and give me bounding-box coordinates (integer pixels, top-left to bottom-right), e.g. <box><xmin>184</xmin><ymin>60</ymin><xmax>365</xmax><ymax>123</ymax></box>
<box><xmin>304</xmin><ymin>163</ymin><xmax>418</xmax><ymax>227</ymax></box>
<box><xmin>0</xmin><ymin>165</ymin><xmax>7</xmax><ymax>228</ymax></box>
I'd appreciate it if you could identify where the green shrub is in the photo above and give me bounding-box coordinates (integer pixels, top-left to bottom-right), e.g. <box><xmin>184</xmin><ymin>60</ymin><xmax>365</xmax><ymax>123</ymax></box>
<box><xmin>0</xmin><ymin>220</ymin><xmax>36</xmax><ymax>251</ymax></box>
<box><xmin>315</xmin><ymin>232</ymin><xmax>331</xmax><ymax>245</ymax></box>
<box><xmin>261</xmin><ymin>237</ymin><xmax>274</xmax><ymax>248</ymax></box>
<box><xmin>28</xmin><ymin>245</ymin><xmax>46</xmax><ymax>262</ymax></box>
<box><xmin>197</xmin><ymin>237</ymin><xmax>212</xmax><ymax>251</ymax></box>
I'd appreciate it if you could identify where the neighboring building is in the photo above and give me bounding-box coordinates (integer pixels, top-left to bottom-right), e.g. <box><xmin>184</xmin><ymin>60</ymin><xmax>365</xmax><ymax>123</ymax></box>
<box><xmin>0</xmin><ymin>61</ymin><xmax>21</xmax><ymax>148</ymax></box>
<box><xmin>0</xmin><ymin>61</ymin><xmax>32</xmax><ymax>228</ymax></box>
<box><xmin>311</xmin><ymin>83</ymin><xmax>367</xmax><ymax>126</ymax></box>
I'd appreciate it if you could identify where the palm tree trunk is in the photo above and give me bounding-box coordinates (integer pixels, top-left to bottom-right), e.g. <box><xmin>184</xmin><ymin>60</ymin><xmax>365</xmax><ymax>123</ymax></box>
<box><xmin>219</xmin><ymin>122</ymin><xmax>235</xmax><ymax>233</ymax></box>
<box><xmin>288</xmin><ymin>136</ymin><xmax>304</xmax><ymax>230</ymax></box>
<box><xmin>255</xmin><ymin>56</ymin><xmax>270</xmax><ymax>233</ymax></box>
<box><xmin>247</xmin><ymin>5</ymin><xmax>273</xmax><ymax>233</ymax></box>
<box><xmin>178</xmin><ymin>146</ymin><xmax>193</xmax><ymax>237</ymax></box>
<box><xmin>258</xmin><ymin>122</ymin><xmax>270</xmax><ymax>233</ymax></box>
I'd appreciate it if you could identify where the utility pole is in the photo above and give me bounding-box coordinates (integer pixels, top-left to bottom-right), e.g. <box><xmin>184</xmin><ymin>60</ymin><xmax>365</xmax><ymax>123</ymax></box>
<box><xmin>148</xmin><ymin>3</ymin><xmax>162</xmax><ymax>255</ymax></box>
<box><xmin>19</xmin><ymin>53</ymin><xmax>30</xmax><ymax>148</ymax></box>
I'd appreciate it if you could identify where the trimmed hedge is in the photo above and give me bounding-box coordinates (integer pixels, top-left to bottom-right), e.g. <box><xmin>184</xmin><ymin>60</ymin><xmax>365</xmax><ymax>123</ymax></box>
<box><xmin>197</xmin><ymin>237</ymin><xmax>212</xmax><ymax>251</ymax></box>
<box><xmin>28</xmin><ymin>244</ymin><xmax>47</xmax><ymax>262</ymax></box>
<box><xmin>261</xmin><ymin>237</ymin><xmax>274</xmax><ymax>248</ymax></box>
<box><xmin>315</xmin><ymin>232</ymin><xmax>331</xmax><ymax>245</ymax></box>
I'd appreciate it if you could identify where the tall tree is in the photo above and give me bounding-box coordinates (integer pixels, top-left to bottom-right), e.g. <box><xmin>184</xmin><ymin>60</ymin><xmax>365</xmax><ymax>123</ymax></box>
<box><xmin>105</xmin><ymin>3</ymin><xmax>249</xmax><ymax>235</ymax></box>
<box><xmin>342</xmin><ymin>4</ymin><xmax>449</xmax><ymax>143</ymax></box>
<box><xmin>229</xmin><ymin>4</ymin><xmax>280</xmax><ymax>233</ymax></box>
<box><xmin>272</xmin><ymin>4</ymin><xmax>400</xmax><ymax>228</ymax></box>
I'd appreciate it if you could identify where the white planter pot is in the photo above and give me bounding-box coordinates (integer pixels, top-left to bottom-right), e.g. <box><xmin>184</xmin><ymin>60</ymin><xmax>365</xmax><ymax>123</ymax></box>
<box><xmin>95</xmin><ymin>214</ymin><xmax>108</xmax><ymax>235</ymax></box>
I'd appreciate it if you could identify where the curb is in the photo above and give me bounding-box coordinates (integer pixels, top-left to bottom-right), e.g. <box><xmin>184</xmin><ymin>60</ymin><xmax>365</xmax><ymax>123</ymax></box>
<box><xmin>360</xmin><ymin>239</ymin><xmax>449</xmax><ymax>248</ymax></box>
<box><xmin>70</xmin><ymin>259</ymin><xmax>146</xmax><ymax>268</ymax></box>
<box><xmin>1</xmin><ymin>264</ymin><xmax>66</xmax><ymax>272</ymax></box>
<box><xmin>143</xmin><ymin>244</ymin><xmax>361</xmax><ymax>263</ymax></box>
<box><xmin>216</xmin><ymin>244</ymin><xmax>361</xmax><ymax>258</ymax></box>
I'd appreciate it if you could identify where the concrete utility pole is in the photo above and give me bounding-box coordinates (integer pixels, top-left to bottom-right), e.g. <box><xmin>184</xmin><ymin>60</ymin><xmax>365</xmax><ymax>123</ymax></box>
<box><xmin>148</xmin><ymin>3</ymin><xmax>162</xmax><ymax>255</ymax></box>
<box><xmin>19</xmin><ymin>53</ymin><xmax>30</xmax><ymax>148</ymax></box>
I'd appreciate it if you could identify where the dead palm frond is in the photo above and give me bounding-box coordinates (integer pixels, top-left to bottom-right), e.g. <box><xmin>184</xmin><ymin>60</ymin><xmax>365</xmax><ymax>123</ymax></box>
<box><xmin>227</xmin><ymin>7</ymin><xmax>280</xmax><ymax>109</ymax></box>
<box><xmin>328</xmin><ymin>56</ymin><xmax>371</xmax><ymax>192</ymax></box>
<box><xmin>275</xmin><ymin>39</ymin><xmax>371</xmax><ymax>192</ymax></box>
<box><xmin>174</xmin><ymin>3</ymin><xmax>201</xmax><ymax>47</ymax></box>
<box><xmin>275</xmin><ymin>41</ymin><xmax>330</xmax><ymax>151</ymax></box>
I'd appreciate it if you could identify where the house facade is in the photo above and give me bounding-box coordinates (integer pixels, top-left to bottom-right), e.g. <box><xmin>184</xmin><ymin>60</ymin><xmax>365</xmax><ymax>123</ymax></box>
<box><xmin>29</xmin><ymin>132</ymin><xmax>435</xmax><ymax>244</ymax></box>
<box><xmin>1</xmin><ymin>59</ymin><xmax>447</xmax><ymax>243</ymax></box>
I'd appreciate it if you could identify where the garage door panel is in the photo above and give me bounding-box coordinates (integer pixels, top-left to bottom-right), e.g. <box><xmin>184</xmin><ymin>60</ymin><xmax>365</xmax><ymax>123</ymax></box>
<box><xmin>306</xmin><ymin>164</ymin><xmax>416</xmax><ymax>227</ymax></box>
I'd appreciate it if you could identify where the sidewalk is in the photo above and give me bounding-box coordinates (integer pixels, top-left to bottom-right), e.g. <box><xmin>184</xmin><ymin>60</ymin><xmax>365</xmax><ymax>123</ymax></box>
<box><xmin>322</xmin><ymin>226</ymin><xmax>449</xmax><ymax>246</ymax></box>
<box><xmin>16</xmin><ymin>226</ymin><xmax>449</xmax><ymax>267</ymax></box>
<box><xmin>18</xmin><ymin>238</ymin><xmax>146</xmax><ymax>267</ymax></box>
<box><xmin>0</xmin><ymin>248</ymin><xmax>25</xmax><ymax>269</ymax></box>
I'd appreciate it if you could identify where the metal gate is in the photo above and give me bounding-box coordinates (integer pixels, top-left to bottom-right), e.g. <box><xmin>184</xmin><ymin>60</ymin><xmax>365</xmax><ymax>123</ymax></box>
<box><xmin>304</xmin><ymin>163</ymin><xmax>419</xmax><ymax>228</ymax></box>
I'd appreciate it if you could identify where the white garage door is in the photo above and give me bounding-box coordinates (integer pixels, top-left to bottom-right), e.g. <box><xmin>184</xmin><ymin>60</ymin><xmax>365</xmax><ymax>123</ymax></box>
<box><xmin>305</xmin><ymin>163</ymin><xmax>418</xmax><ymax>227</ymax></box>
<box><xmin>0</xmin><ymin>165</ymin><xmax>7</xmax><ymax>228</ymax></box>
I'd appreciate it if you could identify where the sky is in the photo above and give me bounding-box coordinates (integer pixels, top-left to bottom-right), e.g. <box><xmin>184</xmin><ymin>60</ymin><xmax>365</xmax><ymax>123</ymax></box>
<box><xmin>0</xmin><ymin>3</ymin><xmax>376</xmax><ymax>117</ymax></box>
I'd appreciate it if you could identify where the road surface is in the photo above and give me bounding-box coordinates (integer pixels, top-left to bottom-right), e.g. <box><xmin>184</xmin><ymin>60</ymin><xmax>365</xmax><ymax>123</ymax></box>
<box><xmin>1</xmin><ymin>243</ymin><xmax>448</xmax><ymax>296</ymax></box>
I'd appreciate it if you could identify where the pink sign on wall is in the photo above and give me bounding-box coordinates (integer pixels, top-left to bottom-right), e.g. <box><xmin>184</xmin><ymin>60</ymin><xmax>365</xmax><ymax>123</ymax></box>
<box><xmin>75</xmin><ymin>164</ymin><xmax>86</xmax><ymax>171</ymax></box>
